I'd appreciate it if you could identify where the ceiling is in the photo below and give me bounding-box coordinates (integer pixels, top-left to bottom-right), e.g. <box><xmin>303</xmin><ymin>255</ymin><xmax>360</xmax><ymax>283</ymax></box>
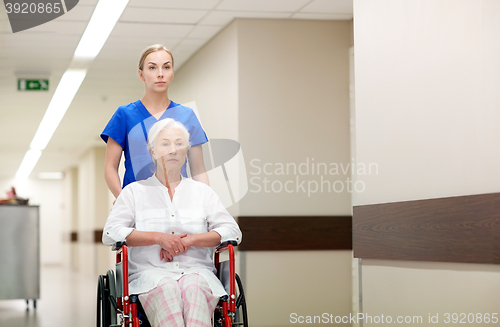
<box><xmin>0</xmin><ymin>0</ymin><xmax>353</xmax><ymax>180</ymax></box>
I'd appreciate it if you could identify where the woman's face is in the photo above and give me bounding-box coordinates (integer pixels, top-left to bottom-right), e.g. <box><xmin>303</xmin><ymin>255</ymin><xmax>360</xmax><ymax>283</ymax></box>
<box><xmin>152</xmin><ymin>127</ymin><xmax>188</xmax><ymax>172</ymax></box>
<box><xmin>139</xmin><ymin>50</ymin><xmax>174</xmax><ymax>93</ymax></box>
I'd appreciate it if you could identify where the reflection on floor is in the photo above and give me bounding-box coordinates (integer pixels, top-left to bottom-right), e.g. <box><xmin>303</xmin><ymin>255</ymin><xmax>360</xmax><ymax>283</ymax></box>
<box><xmin>0</xmin><ymin>265</ymin><xmax>96</xmax><ymax>327</ymax></box>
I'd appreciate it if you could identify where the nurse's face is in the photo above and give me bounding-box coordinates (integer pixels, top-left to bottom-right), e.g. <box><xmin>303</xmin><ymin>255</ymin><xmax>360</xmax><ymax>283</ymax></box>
<box><xmin>139</xmin><ymin>50</ymin><xmax>174</xmax><ymax>93</ymax></box>
<box><xmin>152</xmin><ymin>127</ymin><xmax>188</xmax><ymax>171</ymax></box>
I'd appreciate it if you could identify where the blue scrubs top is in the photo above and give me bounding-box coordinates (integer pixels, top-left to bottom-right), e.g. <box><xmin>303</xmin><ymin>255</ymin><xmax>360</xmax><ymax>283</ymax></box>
<box><xmin>101</xmin><ymin>100</ymin><xmax>208</xmax><ymax>188</ymax></box>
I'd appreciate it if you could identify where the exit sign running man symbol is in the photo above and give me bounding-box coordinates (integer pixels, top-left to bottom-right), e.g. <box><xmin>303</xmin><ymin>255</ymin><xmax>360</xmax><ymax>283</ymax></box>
<box><xmin>18</xmin><ymin>79</ymin><xmax>49</xmax><ymax>91</ymax></box>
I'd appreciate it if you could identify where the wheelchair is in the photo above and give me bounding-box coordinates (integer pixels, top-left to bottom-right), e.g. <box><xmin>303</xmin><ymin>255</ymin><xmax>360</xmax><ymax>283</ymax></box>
<box><xmin>97</xmin><ymin>240</ymin><xmax>248</xmax><ymax>327</ymax></box>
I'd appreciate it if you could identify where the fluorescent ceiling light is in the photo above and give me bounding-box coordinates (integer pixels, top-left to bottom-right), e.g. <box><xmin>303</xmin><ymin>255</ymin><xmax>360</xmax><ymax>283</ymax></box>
<box><xmin>16</xmin><ymin>150</ymin><xmax>42</xmax><ymax>180</ymax></box>
<box><xmin>16</xmin><ymin>0</ymin><xmax>130</xmax><ymax>179</ymax></box>
<box><xmin>30</xmin><ymin>69</ymin><xmax>87</xmax><ymax>150</ymax></box>
<box><xmin>37</xmin><ymin>172</ymin><xmax>64</xmax><ymax>180</ymax></box>
<box><xmin>74</xmin><ymin>0</ymin><xmax>129</xmax><ymax>59</ymax></box>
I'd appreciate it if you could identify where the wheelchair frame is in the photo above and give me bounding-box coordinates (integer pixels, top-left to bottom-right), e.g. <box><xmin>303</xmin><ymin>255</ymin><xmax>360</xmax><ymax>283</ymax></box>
<box><xmin>97</xmin><ymin>240</ymin><xmax>247</xmax><ymax>327</ymax></box>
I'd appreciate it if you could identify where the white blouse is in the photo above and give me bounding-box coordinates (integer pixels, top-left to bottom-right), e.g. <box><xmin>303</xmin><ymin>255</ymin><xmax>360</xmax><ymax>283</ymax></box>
<box><xmin>102</xmin><ymin>175</ymin><xmax>242</xmax><ymax>297</ymax></box>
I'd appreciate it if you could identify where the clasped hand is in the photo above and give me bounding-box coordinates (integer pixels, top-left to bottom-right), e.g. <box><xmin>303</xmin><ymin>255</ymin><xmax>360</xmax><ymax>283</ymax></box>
<box><xmin>158</xmin><ymin>233</ymin><xmax>192</xmax><ymax>262</ymax></box>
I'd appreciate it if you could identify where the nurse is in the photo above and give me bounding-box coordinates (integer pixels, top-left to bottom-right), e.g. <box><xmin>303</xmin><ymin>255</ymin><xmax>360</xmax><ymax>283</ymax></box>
<box><xmin>101</xmin><ymin>44</ymin><xmax>209</xmax><ymax>199</ymax></box>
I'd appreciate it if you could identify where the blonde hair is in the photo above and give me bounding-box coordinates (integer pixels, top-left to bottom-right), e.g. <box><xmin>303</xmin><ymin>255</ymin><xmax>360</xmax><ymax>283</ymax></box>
<box><xmin>138</xmin><ymin>44</ymin><xmax>174</xmax><ymax>70</ymax></box>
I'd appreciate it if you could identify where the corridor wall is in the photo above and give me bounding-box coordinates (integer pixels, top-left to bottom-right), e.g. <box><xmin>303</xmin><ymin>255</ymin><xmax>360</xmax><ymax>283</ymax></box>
<box><xmin>77</xmin><ymin>147</ymin><xmax>110</xmax><ymax>276</ymax></box>
<box><xmin>171</xmin><ymin>18</ymin><xmax>353</xmax><ymax>326</ymax></box>
<box><xmin>353</xmin><ymin>0</ymin><xmax>500</xmax><ymax>325</ymax></box>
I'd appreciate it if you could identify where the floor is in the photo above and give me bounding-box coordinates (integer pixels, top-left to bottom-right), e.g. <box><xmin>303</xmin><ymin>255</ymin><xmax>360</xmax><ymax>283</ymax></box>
<box><xmin>0</xmin><ymin>265</ymin><xmax>96</xmax><ymax>327</ymax></box>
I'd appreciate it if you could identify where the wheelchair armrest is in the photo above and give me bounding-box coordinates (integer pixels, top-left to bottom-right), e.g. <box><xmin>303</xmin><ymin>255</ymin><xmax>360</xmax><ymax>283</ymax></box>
<box><xmin>215</xmin><ymin>240</ymin><xmax>238</xmax><ymax>253</ymax></box>
<box><xmin>112</xmin><ymin>241</ymin><xmax>127</xmax><ymax>251</ymax></box>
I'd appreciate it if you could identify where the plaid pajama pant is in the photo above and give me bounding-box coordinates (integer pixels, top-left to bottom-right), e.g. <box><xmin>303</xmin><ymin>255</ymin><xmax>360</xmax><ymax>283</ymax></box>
<box><xmin>138</xmin><ymin>274</ymin><xmax>219</xmax><ymax>327</ymax></box>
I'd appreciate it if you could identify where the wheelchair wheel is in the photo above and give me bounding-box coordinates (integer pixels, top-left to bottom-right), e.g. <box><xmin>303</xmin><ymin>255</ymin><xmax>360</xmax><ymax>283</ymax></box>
<box><xmin>233</xmin><ymin>273</ymin><xmax>248</xmax><ymax>327</ymax></box>
<box><xmin>97</xmin><ymin>274</ymin><xmax>111</xmax><ymax>327</ymax></box>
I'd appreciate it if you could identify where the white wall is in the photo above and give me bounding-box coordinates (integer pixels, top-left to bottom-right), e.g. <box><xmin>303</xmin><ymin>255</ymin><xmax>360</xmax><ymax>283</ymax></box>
<box><xmin>238</xmin><ymin>19</ymin><xmax>352</xmax><ymax>217</ymax></box>
<box><xmin>354</xmin><ymin>0</ymin><xmax>500</xmax><ymax>206</ymax></box>
<box><xmin>170</xmin><ymin>21</ymin><xmax>238</xmax><ymax>142</ymax></box>
<box><xmin>238</xmin><ymin>18</ymin><xmax>353</xmax><ymax>327</ymax></box>
<box><xmin>361</xmin><ymin>259</ymin><xmax>500</xmax><ymax>326</ymax></box>
<box><xmin>169</xmin><ymin>21</ymin><xmax>240</xmax><ymax>217</ymax></box>
<box><xmin>173</xmin><ymin>18</ymin><xmax>353</xmax><ymax>326</ymax></box>
<box><xmin>77</xmin><ymin>146</ymin><xmax>111</xmax><ymax>276</ymax></box>
<box><xmin>354</xmin><ymin>0</ymin><xmax>500</xmax><ymax>325</ymax></box>
<box><xmin>62</xmin><ymin>167</ymin><xmax>78</xmax><ymax>270</ymax></box>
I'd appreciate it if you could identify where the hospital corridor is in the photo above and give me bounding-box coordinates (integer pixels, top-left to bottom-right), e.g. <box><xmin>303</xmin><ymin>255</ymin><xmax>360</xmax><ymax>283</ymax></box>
<box><xmin>0</xmin><ymin>266</ymin><xmax>95</xmax><ymax>327</ymax></box>
<box><xmin>1</xmin><ymin>1</ymin><xmax>500</xmax><ymax>327</ymax></box>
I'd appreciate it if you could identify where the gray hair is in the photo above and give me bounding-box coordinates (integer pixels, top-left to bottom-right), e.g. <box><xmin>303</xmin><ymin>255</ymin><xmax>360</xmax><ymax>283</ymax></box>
<box><xmin>147</xmin><ymin>118</ymin><xmax>190</xmax><ymax>164</ymax></box>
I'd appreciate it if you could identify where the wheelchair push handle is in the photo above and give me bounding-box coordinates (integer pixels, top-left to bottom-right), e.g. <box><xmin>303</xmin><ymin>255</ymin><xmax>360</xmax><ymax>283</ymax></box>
<box><xmin>215</xmin><ymin>240</ymin><xmax>238</xmax><ymax>253</ymax></box>
<box><xmin>112</xmin><ymin>241</ymin><xmax>127</xmax><ymax>251</ymax></box>
<box><xmin>112</xmin><ymin>240</ymin><xmax>236</xmax><ymax>252</ymax></box>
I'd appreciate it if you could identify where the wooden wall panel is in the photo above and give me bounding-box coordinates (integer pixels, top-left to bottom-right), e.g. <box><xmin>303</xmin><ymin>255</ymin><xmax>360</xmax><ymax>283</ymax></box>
<box><xmin>92</xmin><ymin>217</ymin><xmax>353</xmax><ymax>251</ymax></box>
<box><xmin>238</xmin><ymin>216</ymin><xmax>352</xmax><ymax>251</ymax></box>
<box><xmin>353</xmin><ymin>193</ymin><xmax>500</xmax><ymax>264</ymax></box>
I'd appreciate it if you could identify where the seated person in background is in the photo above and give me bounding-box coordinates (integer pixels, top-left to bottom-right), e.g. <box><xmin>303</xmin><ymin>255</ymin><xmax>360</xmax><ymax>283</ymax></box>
<box><xmin>103</xmin><ymin>118</ymin><xmax>242</xmax><ymax>327</ymax></box>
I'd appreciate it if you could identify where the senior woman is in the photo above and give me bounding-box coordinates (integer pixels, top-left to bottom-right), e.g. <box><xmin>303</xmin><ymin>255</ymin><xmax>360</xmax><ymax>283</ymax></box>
<box><xmin>102</xmin><ymin>118</ymin><xmax>242</xmax><ymax>327</ymax></box>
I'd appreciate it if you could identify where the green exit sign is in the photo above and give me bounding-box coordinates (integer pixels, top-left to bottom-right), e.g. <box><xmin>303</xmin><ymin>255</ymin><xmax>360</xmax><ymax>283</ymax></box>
<box><xmin>18</xmin><ymin>79</ymin><xmax>49</xmax><ymax>91</ymax></box>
